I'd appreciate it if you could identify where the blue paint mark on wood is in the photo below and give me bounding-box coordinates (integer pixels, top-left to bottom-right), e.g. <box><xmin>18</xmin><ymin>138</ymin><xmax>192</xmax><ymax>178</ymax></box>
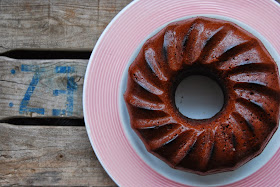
<box><xmin>19</xmin><ymin>65</ymin><xmax>45</xmax><ymax>115</ymax></box>
<box><xmin>9</xmin><ymin>102</ymin><xmax>14</xmax><ymax>107</ymax></box>
<box><xmin>53</xmin><ymin>90</ymin><xmax>67</xmax><ymax>96</ymax></box>
<box><xmin>66</xmin><ymin>76</ymin><xmax>77</xmax><ymax>116</ymax></box>
<box><xmin>53</xmin><ymin>66</ymin><xmax>77</xmax><ymax>116</ymax></box>
<box><xmin>11</xmin><ymin>69</ymin><xmax>16</xmax><ymax>74</ymax></box>
<box><xmin>52</xmin><ymin>109</ymin><xmax>66</xmax><ymax>116</ymax></box>
<box><xmin>18</xmin><ymin>65</ymin><xmax>77</xmax><ymax>117</ymax></box>
<box><xmin>21</xmin><ymin>64</ymin><xmax>44</xmax><ymax>72</ymax></box>
<box><xmin>55</xmin><ymin>66</ymin><xmax>75</xmax><ymax>73</ymax></box>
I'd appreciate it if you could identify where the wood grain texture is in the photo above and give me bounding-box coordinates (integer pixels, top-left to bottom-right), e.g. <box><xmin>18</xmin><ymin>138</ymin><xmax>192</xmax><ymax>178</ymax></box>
<box><xmin>0</xmin><ymin>0</ymin><xmax>132</xmax><ymax>53</ymax></box>
<box><xmin>0</xmin><ymin>57</ymin><xmax>87</xmax><ymax>119</ymax></box>
<box><xmin>0</xmin><ymin>123</ymin><xmax>116</xmax><ymax>186</ymax></box>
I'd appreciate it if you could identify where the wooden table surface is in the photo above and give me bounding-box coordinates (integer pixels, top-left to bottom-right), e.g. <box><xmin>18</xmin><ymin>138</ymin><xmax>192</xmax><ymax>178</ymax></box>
<box><xmin>0</xmin><ymin>0</ymin><xmax>280</xmax><ymax>186</ymax></box>
<box><xmin>0</xmin><ymin>0</ymin><xmax>131</xmax><ymax>186</ymax></box>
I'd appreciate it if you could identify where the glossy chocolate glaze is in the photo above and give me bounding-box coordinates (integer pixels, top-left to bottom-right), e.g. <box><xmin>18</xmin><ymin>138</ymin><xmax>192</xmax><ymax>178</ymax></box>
<box><xmin>124</xmin><ymin>17</ymin><xmax>280</xmax><ymax>175</ymax></box>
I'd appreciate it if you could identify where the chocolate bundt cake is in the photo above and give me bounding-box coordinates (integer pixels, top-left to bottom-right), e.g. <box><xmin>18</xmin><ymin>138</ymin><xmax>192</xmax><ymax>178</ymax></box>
<box><xmin>124</xmin><ymin>17</ymin><xmax>280</xmax><ymax>175</ymax></box>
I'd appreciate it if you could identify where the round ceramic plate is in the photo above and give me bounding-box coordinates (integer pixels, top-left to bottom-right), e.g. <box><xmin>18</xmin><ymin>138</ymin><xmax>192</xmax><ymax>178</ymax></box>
<box><xmin>83</xmin><ymin>0</ymin><xmax>280</xmax><ymax>186</ymax></box>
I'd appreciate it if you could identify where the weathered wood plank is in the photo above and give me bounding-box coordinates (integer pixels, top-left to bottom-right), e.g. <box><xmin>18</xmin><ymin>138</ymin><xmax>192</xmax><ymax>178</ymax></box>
<box><xmin>0</xmin><ymin>0</ymin><xmax>132</xmax><ymax>53</ymax></box>
<box><xmin>0</xmin><ymin>57</ymin><xmax>87</xmax><ymax>119</ymax></box>
<box><xmin>0</xmin><ymin>123</ymin><xmax>116</xmax><ymax>186</ymax></box>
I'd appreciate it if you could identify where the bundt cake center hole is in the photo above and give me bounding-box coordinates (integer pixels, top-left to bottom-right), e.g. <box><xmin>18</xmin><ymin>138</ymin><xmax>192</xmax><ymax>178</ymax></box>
<box><xmin>175</xmin><ymin>75</ymin><xmax>224</xmax><ymax>119</ymax></box>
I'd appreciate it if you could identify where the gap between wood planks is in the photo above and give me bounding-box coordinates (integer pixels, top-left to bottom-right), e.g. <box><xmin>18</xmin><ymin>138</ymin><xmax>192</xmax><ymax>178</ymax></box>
<box><xmin>0</xmin><ymin>50</ymin><xmax>91</xmax><ymax>59</ymax></box>
<box><xmin>0</xmin><ymin>117</ymin><xmax>85</xmax><ymax>126</ymax></box>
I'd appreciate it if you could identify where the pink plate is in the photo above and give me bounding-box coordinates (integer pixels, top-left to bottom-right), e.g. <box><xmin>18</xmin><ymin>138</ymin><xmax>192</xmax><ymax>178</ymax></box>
<box><xmin>83</xmin><ymin>0</ymin><xmax>280</xmax><ymax>186</ymax></box>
